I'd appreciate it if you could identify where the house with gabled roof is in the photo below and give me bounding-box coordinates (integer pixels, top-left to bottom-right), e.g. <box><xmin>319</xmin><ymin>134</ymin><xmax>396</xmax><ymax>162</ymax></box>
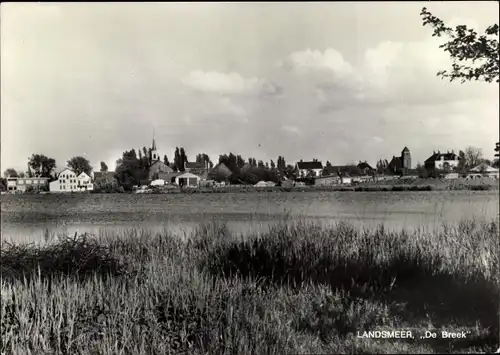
<box><xmin>469</xmin><ymin>163</ymin><xmax>499</xmax><ymax>178</ymax></box>
<box><xmin>295</xmin><ymin>161</ymin><xmax>323</xmax><ymax>178</ymax></box>
<box><xmin>49</xmin><ymin>168</ymin><xmax>93</xmax><ymax>192</ymax></box>
<box><xmin>424</xmin><ymin>150</ymin><xmax>460</xmax><ymax>171</ymax></box>
<box><xmin>147</xmin><ymin>136</ymin><xmax>173</xmax><ymax>181</ymax></box>
<box><xmin>209</xmin><ymin>162</ymin><xmax>233</xmax><ymax>182</ymax></box>
<box><xmin>184</xmin><ymin>161</ymin><xmax>210</xmax><ymax>180</ymax></box>
<box><xmin>357</xmin><ymin>161</ymin><xmax>375</xmax><ymax>175</ymax></box>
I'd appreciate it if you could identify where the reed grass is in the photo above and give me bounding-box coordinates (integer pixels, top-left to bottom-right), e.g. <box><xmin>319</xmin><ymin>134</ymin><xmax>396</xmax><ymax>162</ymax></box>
<box><xmin>1</xmin><ymin>218</ymin><xmax>499</xmax><ymax>354</ymax></box>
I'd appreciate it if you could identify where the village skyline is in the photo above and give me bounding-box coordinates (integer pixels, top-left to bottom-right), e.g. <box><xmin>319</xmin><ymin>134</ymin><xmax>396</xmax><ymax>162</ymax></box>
<box><xmin>2</xmin><ymin>2</ymin><xmax>499</xmax><ymax>173</ymax></box>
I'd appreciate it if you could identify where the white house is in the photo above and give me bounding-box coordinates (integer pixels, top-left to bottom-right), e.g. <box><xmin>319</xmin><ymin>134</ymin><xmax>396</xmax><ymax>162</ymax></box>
<box><xmin>295</xmin><ymin>161</ymin><xmax>324</xmax><ymax>178</ymax></box>
<box><xmin>175</xmin><ymin>172</ymin><xmax>201</xmax><ymax>187</ymax></box>
<box><xmin>424</xmin><ymin>150</ymin><xmax>460</xmax><ymax>171</ymax></box>
<box><xmin>77</xmin><ymin>172</ymin><xmax>94</xmax><ymax>191</ymax></box>
<box><xmin>49</xmin><ymin>168</ymin><xmax>93</xmax><ymax>192</ymax></box>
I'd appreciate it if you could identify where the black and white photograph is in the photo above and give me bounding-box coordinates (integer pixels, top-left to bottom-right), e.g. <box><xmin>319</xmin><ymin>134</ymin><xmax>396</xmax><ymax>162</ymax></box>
<box><xmin>1</xmin><ymin>2</ymin><xmax>499</xmax><ymax>354</ymax></box>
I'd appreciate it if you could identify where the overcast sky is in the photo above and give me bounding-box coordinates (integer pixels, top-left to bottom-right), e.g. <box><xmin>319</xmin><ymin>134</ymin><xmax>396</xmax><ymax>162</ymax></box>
<box><xmin>1</xmin><ymin>2</ymin><xmax>499</xmax><ymax>172</ymax></box>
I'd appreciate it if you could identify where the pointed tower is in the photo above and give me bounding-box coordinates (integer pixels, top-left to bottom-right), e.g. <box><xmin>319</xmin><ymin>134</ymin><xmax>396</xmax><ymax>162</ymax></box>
<box><xmin>151</xmin><ymin>128</ymin><xmax>159</xmax><ymax>162</ymax></box>
<box><xmin>401</xmin><ymin>146</ymin><xmax>411</xmax><ymax>171</ymax></box>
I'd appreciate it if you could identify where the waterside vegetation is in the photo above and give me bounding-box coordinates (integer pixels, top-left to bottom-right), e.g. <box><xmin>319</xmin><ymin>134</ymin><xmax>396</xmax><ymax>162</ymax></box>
<box><xmin>1</xmin><ymin>218</ymin><xmax>499</xmax><ymax>354</ymax></box>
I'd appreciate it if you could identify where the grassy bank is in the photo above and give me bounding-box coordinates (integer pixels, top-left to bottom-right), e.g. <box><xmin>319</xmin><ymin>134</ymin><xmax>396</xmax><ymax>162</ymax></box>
<box><xmin>1</xmin><ymin>219</ymin><xmax>499</xmax><ymax>354</ymax></box>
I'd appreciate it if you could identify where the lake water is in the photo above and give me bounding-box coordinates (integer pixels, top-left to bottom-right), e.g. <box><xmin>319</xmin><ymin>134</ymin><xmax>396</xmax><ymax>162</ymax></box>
<box><xmin>1</xmin><ymin>191</ymin><xmax>498</xmax><ymax>243</ymax></box>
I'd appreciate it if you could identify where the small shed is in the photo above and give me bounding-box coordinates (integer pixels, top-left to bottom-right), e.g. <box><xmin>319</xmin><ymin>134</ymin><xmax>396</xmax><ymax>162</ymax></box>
<box><xmin>254</xmin><ymin>180</ymin><xmax>269</xmax><ymax>187</ymax></box>
<box><xmin>175</xmin><ymin>172</ymin><xmax>201</xmax><ymax>187</ymax></box>
<box><xmin>150</xmin><ymin>179</ymin><xmax>165</xmax><ymax>186</ymax></box>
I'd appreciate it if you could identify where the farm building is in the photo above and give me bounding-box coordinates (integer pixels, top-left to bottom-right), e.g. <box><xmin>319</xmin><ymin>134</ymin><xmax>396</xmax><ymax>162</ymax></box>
<box><xmin>5</xmin><ymin>176</ymin><xmax>49</xmax><ymax>193</ymax></box>
<box><xmin>175</xmin><ymin>172</ymin><xmax>201</xmax><ymax>187</ymax></box>
<box><xmin>469</xmin><ymin>163</ymin><xmax>499</xmax><ymax>178</ymax></box>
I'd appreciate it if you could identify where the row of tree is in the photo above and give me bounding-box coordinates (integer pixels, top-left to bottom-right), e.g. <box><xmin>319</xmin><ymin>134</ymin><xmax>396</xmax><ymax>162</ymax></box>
<box><xmin>3</xmin><ymin>154</ymin><xmax>94</xmax><ymax>180</ymax></box>
<box><xmin>3</xmin><ymin>142</ymin><xmax>499</xmax><ymax>189</ymax></box>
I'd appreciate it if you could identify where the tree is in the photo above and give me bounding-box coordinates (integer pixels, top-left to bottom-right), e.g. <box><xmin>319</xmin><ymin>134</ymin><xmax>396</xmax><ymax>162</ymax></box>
<box><xmin>277</xmin><ymin>156</ymin><xmax>287</xmax><ymax>172</ymax></box>
<box><xmin>236</xmin><ymin>155</ymin><xmax>245</xmax><ymax>169</ymax></box>
<box><xmin>219</xmin><ymin>153</ymin><xmax>240</xmax><ymax>174</ymax></box>
<box><xmin>179</xmin><ymin>148</ymin><xmax>188</xmax><ymax>171</ymax></box>
<box><xmin>115</xmin><ymin>149</ymin><xmax>145</xmax><ymax>190</ymax></box>
<box><xmin>67</xmin><ymin>156</ymin><xmax>93</xmax><ymax>176</ymax></box>
<box><xmin>495</xmin><ymin>142</ymin><xmax>499</xmax><ymax>157</ymax></box>
<box><xmin>283</xmin><ymin>164</ymin><xmax>296</xmax><ymax>180</ymax></box>
<box><xmin>28</xmin><ymin>154</ymin><xmax>56</xmax><ymax>178</ymax></box>
<box><xmin>3</xmin><ymin>168</ymin><xmax>18</xmax><ymax>178</ymax></box>
<box><xmin>18</xmin><ymin>172</ymin><xmax>25</xmax><ymax>178</ymax></box>
<box><xmin>163</xmin><ymin>155</ymin><xmax>170</xmax><ymax>166</ymax></box>
<box><xmin>100</xmin><ymin>161</ymin><xmax>108</xmax><ymax>172</ymax></box>
<box><xmin>416</xmin><ymin>163</ymin><xmax>429</xmax><ymax>178</ymax></box>
<box><xmin>270</xmin><ymin>160</ymin><xmax>276</xmax><ymax>169</ymax></box>
<box><xmin>463</xmin><ymin>146</ymin><xmax>483</xmax><ymax>169</ymax></box>
<box><xmin>174</xmin><ymin>147</ymin><xmax>181</xmax><ymax>172</ymax></box>
<box><xmin>325</xmin><ymin>160</ymin><xmax>332</xmax><ymax>167</ymax></box>
<box><xmin>27</xmin><ymin>165</ymin><xmax>33</xmax><ymax>178</ymax></box>
<box><xmin>421</xmin><ymin>7</ymin><xmax>499</xmax><ymax>83</ymax></box>
<box><xmin>376</xmin><ymin>159</ymin><xmax>389</xmax><ymax>174</ymax></box>
<box><xmin>0</xmin><ymin>178</ymin><xmax>6</xmax><ymax>191</ymax></box>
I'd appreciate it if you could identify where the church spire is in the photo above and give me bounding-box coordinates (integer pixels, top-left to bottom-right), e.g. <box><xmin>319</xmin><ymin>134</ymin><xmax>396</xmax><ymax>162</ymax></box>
<box><xmin>152</xmin><ymin>127</ymin><xmax>157</xmax><ymax>151</ymax></box>
<box><xmin>151</xmin><ymin>127</ymin><xmax>158</xmax><ymax>161</ymax></box>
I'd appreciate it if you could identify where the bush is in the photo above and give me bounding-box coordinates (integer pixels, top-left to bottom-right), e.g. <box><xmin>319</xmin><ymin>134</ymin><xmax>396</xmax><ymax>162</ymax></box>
<box><xmin>92</xmin><ymin>182</ymin><xmax>124</xmax><ymax>193</ymax></box>
<box><xmin>24</xmin><ymin>185</ymin><xmax>35</xmax><ymax>194</ymax></box>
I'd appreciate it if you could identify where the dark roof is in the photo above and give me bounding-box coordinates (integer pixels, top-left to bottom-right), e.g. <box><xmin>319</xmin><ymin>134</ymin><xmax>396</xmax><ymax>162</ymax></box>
<box><xmin>388</xmin><ymin>157</ymin><xmax>402</xmax><ymax>170</ymax></box>
<box><xmin>210</xmin><ymin>163</ymin><xmax>233</xmax><ymax>178</ymax></box>
<box><xmin>402</xmin><ymin>146</ymin><xmax>410</xmax><ymax>153</ymax></box>
<box><xmin>296</xmin><ymin>161</ymin><xmax>323</xmax><ymax>170</ymax></box>
<box><xmin>150</xmin><ymin>160</ymin><xmax>173</xmax><ymax>170</ymax></box>
<box><xmin>322</xmin><ymin>165</ymin><xmax>360</xmax><ymax>176</ymax></box>
<box><xmin>158</xmin><ymin>172</ymin><xmax>180</xmax><ymax>180</ymax></box>
<box><xmin>357</xmin><ymin>162</ymin><xmax>374</xmax><ymax>170</ymax></box>
<box><xmin>185</xmin><ymin>162</ymin><xmax>207</xmax><ymax>169</ymax></box>
<box><xmin>425</xmin><ymin>151</ymin><xmax>459</xmax><ymax>163</ymax></box>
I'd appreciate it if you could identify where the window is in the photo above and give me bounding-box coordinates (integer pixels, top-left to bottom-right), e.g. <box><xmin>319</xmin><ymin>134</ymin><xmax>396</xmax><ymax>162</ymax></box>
<box><xmin>18</xmin><ymin>180</ymin><xmax>24</xmax><ymax>185</ymax></box>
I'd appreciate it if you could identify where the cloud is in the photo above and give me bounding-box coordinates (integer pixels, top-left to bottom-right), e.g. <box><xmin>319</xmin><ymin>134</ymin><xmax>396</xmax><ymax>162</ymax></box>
<box><xmin>182</xmin><ymin>70</ymin><xmax>272</xmax><ymax>96</ymax></box>
<box><xmin>284</xmin><ymin>48</ymin><xmax>354</xmax><ymax>78</ymax></box>
<box><xmin>1</xmin><ymin>3</ymin><xmax>498</xmax><ymax>172</ymax></box>
<box><xmin>281</xmin><ymin>125</ymin><xmax>302</xmax><ymax>136</ymax></box>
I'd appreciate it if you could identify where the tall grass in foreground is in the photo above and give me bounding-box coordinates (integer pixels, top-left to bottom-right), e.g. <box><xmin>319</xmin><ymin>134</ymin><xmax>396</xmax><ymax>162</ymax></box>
<box><xmin>1</xmin><ymin>219</ymin><xmax>499</xmax><ymax>354</ymax></box>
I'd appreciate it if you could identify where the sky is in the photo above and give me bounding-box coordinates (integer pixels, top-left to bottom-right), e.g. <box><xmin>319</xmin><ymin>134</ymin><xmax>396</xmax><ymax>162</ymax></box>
<box><xmin>1</xmin><ymin>2</ymin><xmax>499</xmax><ymax>173</ymax></box>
